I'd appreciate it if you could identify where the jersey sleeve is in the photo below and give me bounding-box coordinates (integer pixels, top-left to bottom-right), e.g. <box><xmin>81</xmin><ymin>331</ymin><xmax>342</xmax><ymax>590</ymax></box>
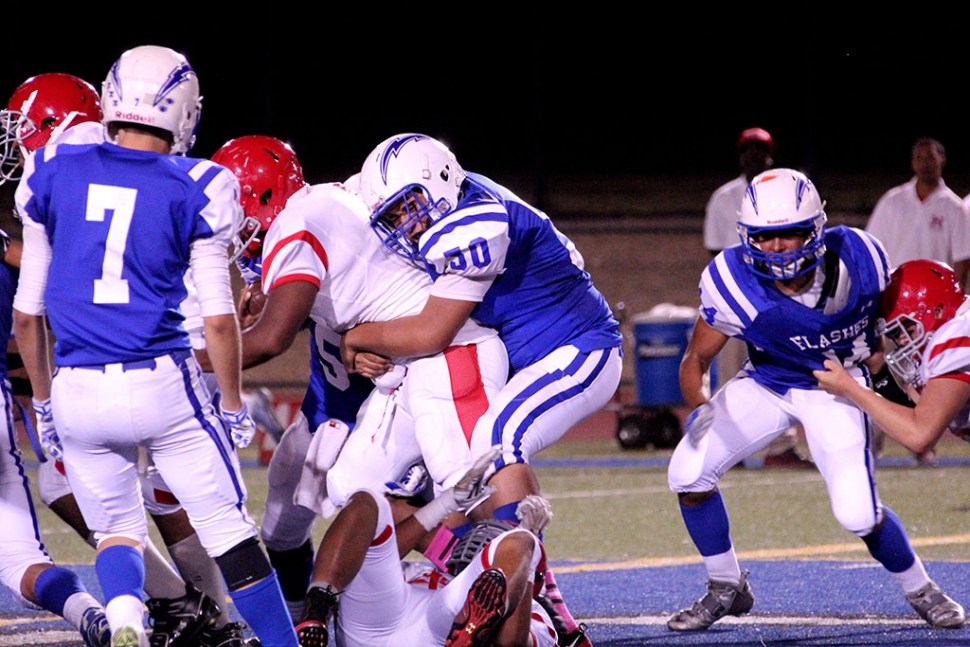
<box><xmin>697</xmin><ymin>253</ymin><xmax>755</xmax><ymax>338</ymax></box>
<box><xmin>419</xmin><ymin>202</ymin><xmax>511</xmax><ymax>282</ymax></box>
<box><xmin>261</xmin><ymin>215</ymin><xmax>329</xmax><ymax>294</ymax></box>
<box><xmin>187</xmin><ymin>161</ymin><xmax>242</xmax><ymax>247</ymax></box>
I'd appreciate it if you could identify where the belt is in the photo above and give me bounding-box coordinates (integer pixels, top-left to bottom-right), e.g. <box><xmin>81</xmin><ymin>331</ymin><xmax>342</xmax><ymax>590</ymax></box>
<box><xmin>74</xmin><ymin>349</ymin><xmax>193</xmax><ymax>372</ymax></box>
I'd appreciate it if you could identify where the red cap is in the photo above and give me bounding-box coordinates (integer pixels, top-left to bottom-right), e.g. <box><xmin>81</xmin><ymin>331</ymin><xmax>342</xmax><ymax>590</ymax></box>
<box><xmin>737</xmin><ymin>127</ymin><xmax>775</xmax><ymax>154</ymax></box>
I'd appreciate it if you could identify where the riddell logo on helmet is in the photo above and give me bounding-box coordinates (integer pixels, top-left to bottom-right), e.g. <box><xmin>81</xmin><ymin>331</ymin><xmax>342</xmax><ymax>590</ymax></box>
<box><xmin>111</xmin><ymin>111</ymin><xmax>155</xmax><ymax>125</ymax></box>
<box><xmin>767</xmin><ymin>219</ymin><xmax>792</xmax><ymax>224</ymax></box>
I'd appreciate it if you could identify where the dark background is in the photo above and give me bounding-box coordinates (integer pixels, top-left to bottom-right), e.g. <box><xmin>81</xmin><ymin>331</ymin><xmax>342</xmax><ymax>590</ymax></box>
<box><xmin>5</xmin><ymin>20</ymin><xmax>970</xmax><ymax>208</ymax></box>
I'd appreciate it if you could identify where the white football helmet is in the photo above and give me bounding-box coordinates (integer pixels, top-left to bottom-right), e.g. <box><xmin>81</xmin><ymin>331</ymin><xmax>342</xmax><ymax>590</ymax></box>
<box><xmin>359</xmin><ymin>133</ymin><xmax>465</xmax><ymax>264</ymax></box>
<box><xmin>737</xmin><ymin>168</ymin><xmax>827</xmax><ymax>280</ymax></box>
<box><xmin>101</xmin><ymin>45</ymin><xmax>201</xmax><ymax>155</ymax></box>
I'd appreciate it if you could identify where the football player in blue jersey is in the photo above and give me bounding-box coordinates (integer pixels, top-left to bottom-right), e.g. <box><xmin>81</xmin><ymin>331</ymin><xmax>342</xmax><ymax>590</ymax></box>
<box><xmin>666</xmin><ymin>168</ymin><xmax>964</xmax><ymax>631</ymax></box>
<box><xmin>2</xmin><ymin>70</ymin><xmax>258</xmax><ymax>647</ymax></box>
<box><xmin>12</xmin><ymin>46</ymin><xmax>298</xmax><ymax>647</ymax></box>
<box><xmin>346</xmin><ymin>133</ymin><xmax>622</xmax><ymax>644</ymax></box>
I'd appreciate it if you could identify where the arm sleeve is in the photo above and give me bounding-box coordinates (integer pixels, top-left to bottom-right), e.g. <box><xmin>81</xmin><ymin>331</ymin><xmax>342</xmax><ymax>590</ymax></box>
<box><xmin>12</xmin><ymin>225</ymin><xmax>51</xmax><ymax>316</ymax></box>
<box><xmin>189</xmin><ymin>239</ymin><xmax>235</xmax><ymax>318</ymax></box>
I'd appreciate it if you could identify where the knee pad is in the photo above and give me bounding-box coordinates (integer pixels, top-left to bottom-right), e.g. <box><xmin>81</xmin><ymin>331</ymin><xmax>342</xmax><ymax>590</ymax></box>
<box><xmin>215</xmin><ymin>537</ymin><xmax>273</xmax><ymax>592</ymax></box>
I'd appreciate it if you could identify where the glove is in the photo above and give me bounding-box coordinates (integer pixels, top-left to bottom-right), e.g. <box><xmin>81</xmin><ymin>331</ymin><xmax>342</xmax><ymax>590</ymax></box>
<box><xmin>222</xmin><ymin>404</ymin><xmax>257</xmax><ymax>448</ymax></box>
<box><xmin>33</xmin><ymin>398</ymin><xmax>63</xmax><ymax>460</ymax></box>
<box><xmin>516</xmin><ymin>495</ymin><xmax>553</xmax><ymax>536</ymax></box>
<box><xmin>685</xmin><ymin>402</ymin><xmax>714</xmax><ymax>445</ymax></box>
<box><xmin>414</xmin><ymin>445</ymin><xmax>501</xmax><ymax>531</ymax></box>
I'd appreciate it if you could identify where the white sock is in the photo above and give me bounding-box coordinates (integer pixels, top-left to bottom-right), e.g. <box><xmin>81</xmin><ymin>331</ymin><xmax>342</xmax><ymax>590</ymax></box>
<box><xmin>702</xmin><ymin>549</ymin><xmax>742</xmax><ymax>585</ymax></box>
<box><xmin>62</xmin><ymin>592</ymin><xmax>102</xmax><ymax>628</ymax></box>
<box><xmin>891</xmin><ymin>556</ymin><xmax>931</xmax><ymax>595</ymax></box>
<box><xmin>105</xmin><ymin>594</ymin><xmax>145</xmax><ymax>634</ymax></box>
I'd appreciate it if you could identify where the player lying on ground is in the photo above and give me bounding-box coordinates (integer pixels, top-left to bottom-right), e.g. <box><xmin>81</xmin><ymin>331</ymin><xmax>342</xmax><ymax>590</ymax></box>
<box><xmin>291</xmin><ymin>446</ymin><xmax>558</xmax><ymax>647</ymax></box>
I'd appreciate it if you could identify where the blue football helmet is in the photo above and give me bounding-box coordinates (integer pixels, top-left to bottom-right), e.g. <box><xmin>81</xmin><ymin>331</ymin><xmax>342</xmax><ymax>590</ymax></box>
<box><xmin>359</xmin><ymin>133</ymin><xmax>465</xmax><ymax>266</ymax></box>
<box><xmin>737</xmin><ymin>168</ymin><xmax>827</xmax><ymax>280</ymax></box>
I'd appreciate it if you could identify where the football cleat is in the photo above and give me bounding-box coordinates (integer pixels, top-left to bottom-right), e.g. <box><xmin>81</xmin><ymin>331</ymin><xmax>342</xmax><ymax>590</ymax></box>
<box><xmin>146</xmin><ymin>582</ymin><xmax>221</xmax><ymax>647</ymax></box>
<box><xmin>199</xmin><ymin>621</ymin><xmax>252</xmax><ymax>647</ymax></box>
<box><xmin>536</xmin><ymin>594</ymin><xmax>593</xmax><ymax>647</ymax></box>
<box><xmin>111</xmin><ymin>625</ymin><xmax>148</xmax><ymax>647</ymax></box>
<box><xmin>446</xmin><ymin>568</ymin><xmax>508</xmax><ymax>647</ymax></box>
<box><xmin>667</xmin><ymin>570</ymin><xmax>754</xmax><ymax>631</ymax></box>
<box><xmin>906</xmin><ymin>581</ymin><xmax>966</xmax><ymax>628</ymax></box>
<box><xmin>295</xmin><ymin>585</ymin><xmax>338</xmax><ymax>647</ymax></box>
<box><xmin>80</xmin><ymin>606</ymin><xmax>111</xmax><ymax>647</ymax></box>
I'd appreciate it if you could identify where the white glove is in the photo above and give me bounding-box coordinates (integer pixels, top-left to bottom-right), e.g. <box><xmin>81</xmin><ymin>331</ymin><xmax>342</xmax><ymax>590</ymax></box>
<box><xmin>685</xmin><ymin>402</ymin><xmax>714</xmax><ymax>445</ymax></box>
<box><xmin>222</xmin><ymin>404</ymin><xmax>257</xmax><ymax>448</ymax></box>
<box><xmin>414</xmin><ymin>445</ymin><xmax>501</xmax><ymax>531</ymax></box>
<box><xmin>33</xmin><ymin>398</ymin><xmax>63</xmax><ymax>460</ymax></box>
<box><xmin>516</xmin><ymin>495</ymin><xmax>553</xmax><ymax>536</ymax></box>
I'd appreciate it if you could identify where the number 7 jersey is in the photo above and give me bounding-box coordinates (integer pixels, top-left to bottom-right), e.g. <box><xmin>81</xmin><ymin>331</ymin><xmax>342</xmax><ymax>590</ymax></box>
<box><xmin>15</xmin><ymin>141</ymin><xmax>240</xmax><ymax>366</ymax></box>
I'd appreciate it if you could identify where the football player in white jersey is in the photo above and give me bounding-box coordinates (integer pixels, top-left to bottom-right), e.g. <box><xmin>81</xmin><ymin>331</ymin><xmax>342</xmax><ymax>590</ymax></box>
<box><xmin>2</xmin><ymin>71</ymin><xmax>250</xmax><ymax>647</ymax></box>
<box><xmin>815</xmin><ymin>260</ymin><xmax>970</xmax><ymax>458</ymax></box>
<box><xmin>667</xmin><ymin>169</ymin><xmax>963</xmax><ymax>631</ymax></box>
<box><xmin>210</xmin><ymin>136</ymin><xmax>509</xmax><ymax>645</ymax></box>
<box><xmin>12</xmin><ymin>46</ymin><xmax>298</xmax><ymax>647</ymax></box>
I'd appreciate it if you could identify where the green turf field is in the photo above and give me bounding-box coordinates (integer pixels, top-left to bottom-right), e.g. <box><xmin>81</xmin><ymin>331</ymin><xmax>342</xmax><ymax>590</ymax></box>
<box><xmin>31</xmin><ymin>437</ymin><xmax>970</xmax><ymax>568</ymax></box>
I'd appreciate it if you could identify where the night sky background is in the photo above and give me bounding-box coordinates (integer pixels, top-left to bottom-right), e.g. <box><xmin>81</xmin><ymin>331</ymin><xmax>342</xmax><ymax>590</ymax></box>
<box><xmin>6</xmin><ymin>20</ymin><xmax>970</xmax><ymax>202</ymax></box>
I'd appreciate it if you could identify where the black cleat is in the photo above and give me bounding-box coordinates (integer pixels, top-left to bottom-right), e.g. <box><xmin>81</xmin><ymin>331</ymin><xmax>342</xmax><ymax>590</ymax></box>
<box><xmin>146</xmin><ymin>582</ymin><xmax>221</xmax><ymax>647</ymax></box>
<box><xmin>295</xmin><ymin>585</ymin><xmax>339</xmax><ymax>647</ymax></box>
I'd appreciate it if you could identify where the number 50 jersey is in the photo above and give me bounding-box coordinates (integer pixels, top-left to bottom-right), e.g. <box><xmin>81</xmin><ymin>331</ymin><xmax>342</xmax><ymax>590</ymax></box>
<box><xmin>15</xmin><ymin>141</ymin><xmax>240</xmax><ymax>366</ymax></box>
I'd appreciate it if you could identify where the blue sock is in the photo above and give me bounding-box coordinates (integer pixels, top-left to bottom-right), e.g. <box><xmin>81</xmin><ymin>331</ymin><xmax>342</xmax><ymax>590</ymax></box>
<box><xmin>230</xmin><ymin>571</ymin><xmax>297</xmax><ymax>647</ymax></box>
<box><xmin>450</xmin><ymin>522</ymin><xmax>473</xmax><ymax>539</ymax></box>
<box><xmin>95</xmin><ymin>545</ymin><xmax>145</xmax><ymax>602</ymax></box>
<box><xmin>862</xmin><ymin>507</ymin><xmax>917</xmax><ymax>573</ymax></box>
<box><xmin>680</xmin><ymin>490</ymin><xmax>733</xmax><ymax>556</ymax></box>
<box><xmin>493</xmin><ymin>502</ymin><xmax>521</xmax><ymax>524</ymax></box>
<box><xmin>35</xmin><ymin>566</ymin><xmax>85</xmax><ymax>615</ymax></box>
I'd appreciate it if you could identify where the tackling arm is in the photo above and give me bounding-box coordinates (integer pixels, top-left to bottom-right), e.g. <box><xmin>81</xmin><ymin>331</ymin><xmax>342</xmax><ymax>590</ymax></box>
<box><xmin>340</xmin><ymin>295</ymin><xmax>477</xmax><ymax>372</ymax></box>
<box><xmin>679</xmin><ymin>316</ymin><xmax>729</xmax><ymax>409</ymax></box>
<box><xmin>239</xmin><ymin>280</ymin><xmax>317</xmax><ymax>369</ymax></box>
<box><xmin>814</xmin><ymin>359</ymin><xmax>970</xmax><ymax>454</ymax></box>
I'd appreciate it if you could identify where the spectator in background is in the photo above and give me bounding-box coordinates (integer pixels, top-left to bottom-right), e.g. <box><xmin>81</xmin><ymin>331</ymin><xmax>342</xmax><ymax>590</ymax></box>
<box><xmin>702</xmin><ymin>127</ymin><xmax>812</xmax><ymax>468</ymax></box>
<box><xmin>867</xmin><ymin>138</ymin><xmax>970</xmax><ymax>285</ymax></box>
<box><xmin>865</xmin><ymin>137</ymin><xmax>970</xmax><ymax>465</ymax></box>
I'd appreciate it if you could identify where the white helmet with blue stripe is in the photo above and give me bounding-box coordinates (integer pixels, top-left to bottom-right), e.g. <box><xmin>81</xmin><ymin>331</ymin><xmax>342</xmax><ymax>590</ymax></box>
<box><xmin>737</xmin><ymin>168</ymin><xmax>827</xmax><ymax>280</ymax></box>
<box><xmin>101</xmin><ymin>45</ymin><xmax>201</xmax><ymax>155</ymax></box>
<box><xmin>359</xmin><ymin>133</ymin><xmax>466</xmax><ymax>265</ymax></box>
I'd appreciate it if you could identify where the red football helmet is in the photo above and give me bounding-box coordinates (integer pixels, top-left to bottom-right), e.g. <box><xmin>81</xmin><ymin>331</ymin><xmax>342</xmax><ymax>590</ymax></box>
<box><xmin>1</xmin><ymin>73</ymin><xmax>102</xmax><ymax>183</ymax></box>
<box><xmin>878</xmin><ymin>260</ymin><xmax>968</xmax><ymax>385</ymax></box>
<box><xmin>211</xmin><ymin>135</ymin><xmax>306</xmax><ymax>260</ymax></box>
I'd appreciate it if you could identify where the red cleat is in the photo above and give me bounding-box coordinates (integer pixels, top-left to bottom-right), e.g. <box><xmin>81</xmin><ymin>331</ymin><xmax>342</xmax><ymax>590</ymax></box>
<box><xmin>446</xmin><ymin>569</ymin><xmax>508</xmax><ymax>647</ymax></box>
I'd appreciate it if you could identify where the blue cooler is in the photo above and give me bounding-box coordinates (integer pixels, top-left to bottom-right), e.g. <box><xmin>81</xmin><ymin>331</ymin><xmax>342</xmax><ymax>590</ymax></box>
<box><xmin>633</xmin><ymin>310</ymin><xmax>717</xmax><ymax>407</ymax></box>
